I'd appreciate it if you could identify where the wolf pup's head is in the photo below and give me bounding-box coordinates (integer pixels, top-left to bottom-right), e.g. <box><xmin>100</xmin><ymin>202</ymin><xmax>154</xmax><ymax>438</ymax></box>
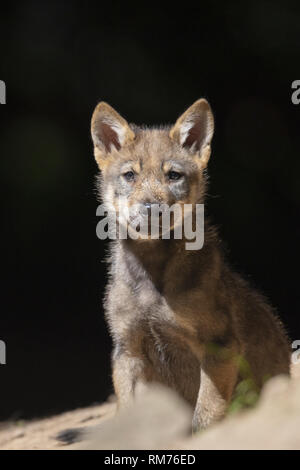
<box><xmin>91</xmin><ymin>99</ymin><xmax>214</xmax><ymax>241</ymax></box>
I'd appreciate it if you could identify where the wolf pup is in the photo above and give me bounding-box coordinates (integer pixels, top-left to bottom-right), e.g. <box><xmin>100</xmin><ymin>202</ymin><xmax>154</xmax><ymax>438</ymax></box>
<box><xmin>91</xmin><ymin>99</ymin><xmax>290</xmax><ymax>432</ymax></box>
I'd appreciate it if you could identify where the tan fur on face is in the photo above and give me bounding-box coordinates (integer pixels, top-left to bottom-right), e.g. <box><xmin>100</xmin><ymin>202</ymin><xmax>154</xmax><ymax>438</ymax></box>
<box><xmin>91</xmin><ymin>99</ymin><xmax>214</xmax><ymax>173</ymax></box>
<box><xmin>96</xmin><ymin>124</ymin><xmax>207</xmax><ymax>217</ymax></box>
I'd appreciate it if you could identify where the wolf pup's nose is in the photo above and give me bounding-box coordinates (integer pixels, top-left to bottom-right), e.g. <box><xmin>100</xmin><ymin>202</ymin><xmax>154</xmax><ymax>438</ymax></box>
<box><xmin>143</xmin><ymin>202</ymin><xmax>162</xmax><ymax>218</ymax></box>
<box><xmin>144</xmin><ymin>201</ymin><xmax>160</xmax><ymax>210</ymax></box>
<box><xmin>144</xmin><ymin>202</ymin><xmax>153</xmax><ymax>210</ymax></box>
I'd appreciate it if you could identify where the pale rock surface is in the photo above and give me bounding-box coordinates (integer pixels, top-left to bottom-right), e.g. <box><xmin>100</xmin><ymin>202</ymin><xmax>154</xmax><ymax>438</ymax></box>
<box><xmin>79</xmin><ymin>384</ymin><xmax>192</xmax><ymax>450</ymax></box>
<box><xmin>0</xmin><ymin>362</ymin><xmax>299</xmax><ymax>450</ymax></box>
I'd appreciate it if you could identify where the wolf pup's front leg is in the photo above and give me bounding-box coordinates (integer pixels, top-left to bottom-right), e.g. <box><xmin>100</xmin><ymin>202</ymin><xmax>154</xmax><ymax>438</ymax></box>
<box><xmin>192</xmin><ymin>349</ymin><xmax>239</xmax><ymax>432</ymax></box>
<box><xmin>112</xmin><ymin>348</ymin><xmax>147</xmax><ymax>409</ymax></box>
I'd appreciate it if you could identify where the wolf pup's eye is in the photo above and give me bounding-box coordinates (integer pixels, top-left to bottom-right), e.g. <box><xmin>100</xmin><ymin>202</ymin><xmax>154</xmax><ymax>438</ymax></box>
<box><xmin>167</xmin><ymin>170</ymin><xmax>182</xmax><ymax>181</ymax></box>
<box><xmin>123</xmin><ymin>171</ymin><xmax>135</xmax><ymax>182</ymax></box>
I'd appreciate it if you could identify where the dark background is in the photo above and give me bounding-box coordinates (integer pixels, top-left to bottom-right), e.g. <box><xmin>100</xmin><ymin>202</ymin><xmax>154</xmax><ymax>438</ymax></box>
<box><xmin>1</xmin><ymin>1</ymin><xmax>300</xmax><ymax>420</ymax></box>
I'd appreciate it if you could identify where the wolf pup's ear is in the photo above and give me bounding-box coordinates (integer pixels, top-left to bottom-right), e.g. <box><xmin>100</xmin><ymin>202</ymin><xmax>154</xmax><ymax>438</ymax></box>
<box><xmin>91</xmin><ymin>102</ymin><xmax>135</xmax><ymax>168</ymax></box>
<box><xmin>169</xmin><ymin>99</ymin><xmax>214</xmax><ymax>168</ymax></box>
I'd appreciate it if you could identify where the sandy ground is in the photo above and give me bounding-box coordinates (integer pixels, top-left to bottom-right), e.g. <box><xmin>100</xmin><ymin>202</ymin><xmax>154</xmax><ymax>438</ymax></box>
<box><xmin>0</xmin><ymin>401</ymin><xmax>116</xmax><ymax>450</ymax></box>
<box><xmin>1</xmin><ymin>363</ymin><xmax>299</xmax><ymax>450</ymax></box>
